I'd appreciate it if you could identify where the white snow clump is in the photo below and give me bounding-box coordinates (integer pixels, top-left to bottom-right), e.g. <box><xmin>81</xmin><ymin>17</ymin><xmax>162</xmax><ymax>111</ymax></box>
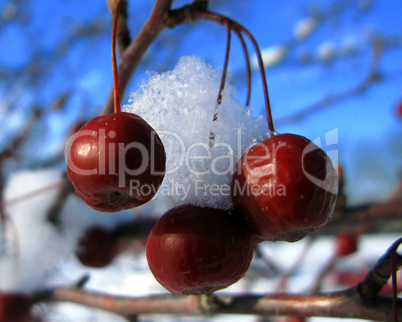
<box><xmin>124</xmin><ymin>56</ymin><xmax>269</xmax><ymax>210</ymax></box>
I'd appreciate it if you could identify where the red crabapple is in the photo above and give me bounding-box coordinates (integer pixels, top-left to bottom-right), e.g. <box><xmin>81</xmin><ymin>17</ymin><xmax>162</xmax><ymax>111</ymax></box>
<box><xmin>66</xmin><ymin>0</ymin><xmax>166</xmax><ymax>212</ymax></box>
<box><xmin>75</xmin><ymin>226</ymin><xmax>118</xmax><ymax>268</ymax></box>
<box><xmin>146</xmin><ymin>205</ymin><xmax>253</xmax><ymax>295</ymax></box>
<box><xmin>0</xmin><ymin>293</ymin><xmax>32</xmax><ymax>322</ymax></box>
<box><xmin>66</xmin><ymin>112</ymin><xmax>166</xmax><ymax>212</ymax></box>
<box><xmin>232</xmin><ymin>133</ymin><xmax>338</xmax><ymax>242</ymax></box>
<box><xmin>335</xmin><ymin>231</ymin><xmax>358</xmax><ymax>257</ymax></box>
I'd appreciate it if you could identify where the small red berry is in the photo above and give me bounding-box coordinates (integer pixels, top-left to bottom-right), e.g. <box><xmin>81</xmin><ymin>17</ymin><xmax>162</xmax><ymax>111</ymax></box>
<box><xmin>146</xmin><ymin>205</ymin><xmax>253</xmax><ymax>295</ymax></box>
<box><xmin>0</xmin><ymin>293</ymin><xmax>32</xmax><ymax>322</ymax></box>
<box><xmin>395</xmin><ymin>100</ymin><xmax>402</xmax><ymax>118</ymax></box>
<box><xmin>334</xmin><ymin>231</ymin><xmax>358</xmax><ymax>257</ymax></box>
<box><xmin>66</xmin><ymin>112</ymin><xmax>166</xmax><ymax>212</ymax></box>
<box><xmin>66</xmin><ymin>0</ymin><xmax>166</xmax><ymax>212</ymax></box>
<box><xmin>75</xmin><ymin>226</ymin><xmax>118</xmax><ymax>268</ymax></box>
<box><xmin>232</xmin><ymin>133</ymin><xmax>338</xmax><ymax>242</ymax></box>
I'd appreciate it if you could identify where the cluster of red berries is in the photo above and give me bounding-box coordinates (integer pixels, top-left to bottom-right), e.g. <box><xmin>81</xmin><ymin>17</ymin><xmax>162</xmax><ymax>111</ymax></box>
<box><xmin>145</xmin><ymin>12</ymin><xmax>338</xmax><ymax>294</ymax></box>
<box><xmin>145</xmin><ymin>132</ymin><xmax>338</xmax><ymax>295</ymax></box>
<box><xmin>66</xmin><ymin>0</ymin><xmax>338</xmax><ymax>295</ymax></box>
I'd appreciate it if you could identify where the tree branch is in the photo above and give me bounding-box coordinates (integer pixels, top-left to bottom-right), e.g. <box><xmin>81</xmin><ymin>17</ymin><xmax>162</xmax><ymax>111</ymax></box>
<box><xmin>358</xmin><ymin>238</ymin><xmax>402</xmax><ymax>300</ymax></box>
<box><xmin>275</xmin><ymin>37</ymin><xmax>383</xmax><ymax>126</ymax></box>
<box><xmin>101</xmin><ymin>0</ymin><xmax>174</xmax><ymax>115</ymax></box>
<box><xmin>34</xmin><ymin>286</ymin><xmax>401</xmax><ymax>320</ymax></box>
<box><xmin>46</xmin><ymin>172</ymin><xmax>75</xmax><ymax>227</ymax></box>
<box><xmin>317</xmin><ymin>199</ymin><xmax>402</xmax><ymax>235</ymax></box>
<box><xmin>32</xmin><ymin>238</ymin><xmax>402</xmax><ymax>320</ymax></box>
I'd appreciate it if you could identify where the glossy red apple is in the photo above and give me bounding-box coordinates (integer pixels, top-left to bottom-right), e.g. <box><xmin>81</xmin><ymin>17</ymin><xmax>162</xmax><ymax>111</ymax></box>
<box><xmin>0</xmin><ymin>293</ymin><xmax>32</xmax><ymax>322</ymax></box>
<box><xmin>66</xmin><ymin>0</ymin><xmax>166</xmax><ymax>212</ymax></box>
<box><xmin>75</xmin><ymin>226</ymin><xmax>118</xmax><ymax>268</ymax></box>
<box><xmin>66</xmin><ymin>112</ymin><xmax>166</xmax><ymax>212</ymax></box>
<box><xmin>232</xmin><ymin>133</ymin><xmax>338</xmax><ymax>242</ymax></box>
<box><xmin>146</xmin><ymin>205</ymin><xmax>253</xmax><ymax>295</ymax></box>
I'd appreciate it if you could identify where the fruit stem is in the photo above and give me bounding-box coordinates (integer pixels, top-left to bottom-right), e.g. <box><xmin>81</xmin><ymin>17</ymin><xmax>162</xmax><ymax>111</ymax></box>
<box><xmin>193</xmin><ymin>10</ymin><xmax>276</xmax><ymax>133</ymax></box>
<box><xmin>112</xmin><ymin>0</ymin><xmax>122</xmax><ymax>114</ymax></box>
<box><xmin>216</xmin><ymin>19</ymin><xmax>231</xmax><ymax>108</ymax></box>
<box><xmin>234</xmin><ymin>28</ymin><xmax>251</xmax><ymax>106</ymax></box>
<box><xmin>209</xmin><ymin>19</ymin><xmax>231</xmax><ymax>149</ymax></box>
<box><xmin>241</xmin><ymin>27</ymin><xmax>275</xmax><ymax>133</ymax></box>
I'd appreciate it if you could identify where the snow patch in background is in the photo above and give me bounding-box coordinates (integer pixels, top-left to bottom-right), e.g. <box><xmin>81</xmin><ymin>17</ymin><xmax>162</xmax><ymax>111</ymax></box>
<box><xmin>0</xmin><ymin>169</ymin><xmax>136</xmax><ymax>292</ymax></box>
<box><xmin>124</xmin><ymin>56</ymin><xmax>269</xmax><ymax>210</ymax></box>
<box><xmin>0</xmin><ymin>169</ymin><xmax>67</xmax><ymax>291</ymax></box>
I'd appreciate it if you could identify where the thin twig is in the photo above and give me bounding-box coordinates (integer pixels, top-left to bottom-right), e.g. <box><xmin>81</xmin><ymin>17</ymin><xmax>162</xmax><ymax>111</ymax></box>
<box><xmin>391</xmin><ymin>251</ymin><xmax>398</xmax><ymax>322</ymax></box>
<box><xmin>46</xmin><ymin>173</ymin><xmax>75</xmax><ymax>226</ymax></box>
<box><xmin>316</xmin><ymin>199</ymin><xmax>402</xmax><ymax>235</ymax></box>
<box><xmin>234</xmin><ymin>29</ymin><xmax>251</xmax><ymax>106</ymax></box>
<box><xmin>254</xmin><ymin>244</ymin><xmax>281</xmax><ymax>277</ymax></box>
<box><xmin>357</xmin><ymin>238</ymin><xmax>402</xmax><ymax>300</ymax></box>
<box><xmin>275</xmin><ymin>38</ymin><xmax>382</xmax><ymax>127</ymax></box>
<box><xmin>275</xmin><ymin>236</ymin><xmax>317</xmax><ymax>292</ymax></box>
<box><xmin>311</xmin><ymin>255</ymin><xmax>338</xmax><ymax>292</ymax></box>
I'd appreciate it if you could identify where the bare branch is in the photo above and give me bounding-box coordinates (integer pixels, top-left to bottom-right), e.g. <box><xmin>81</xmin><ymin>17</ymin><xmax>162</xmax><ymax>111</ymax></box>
<box><xmin>254</xmin><ymin>244</ymin><xmax>282</xmax><ymax>277</ymax></box>
<box><xmin>274</xmin><ymin>236</ymin><xmax>317</xmax><ymax>292</ymax></box>
<box><xmin>45</xmin><ymin>172</ymin><xmax>75</xmax><ymax>227</ymax></box>
<box><xmin>31</xmin><ymin>238</ymin><xmax>402</xmax><ymax>320</ymax></box>
<box><xmin>275</xmin><ymin>39</ymin><xmax>383</xmax><ymax>126</ymax></box>
<box><xmin>317</xmin><ymin>199</ymin><xmax>402</xmax><ymax>235</ymax></box>
<box><xmin>101</xmin><ymin>0</ymin><xmax>174</xmax><ymax>115</ymax></box>
<box><xmin>357</xmin><ymin>238</ymin><xmax>402</xmax><ymax>300</ymax></box>
<box><xmin>34</xmin><ymin>286</ymin><xmax>401</xmax><ymax>320</ymax></box>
